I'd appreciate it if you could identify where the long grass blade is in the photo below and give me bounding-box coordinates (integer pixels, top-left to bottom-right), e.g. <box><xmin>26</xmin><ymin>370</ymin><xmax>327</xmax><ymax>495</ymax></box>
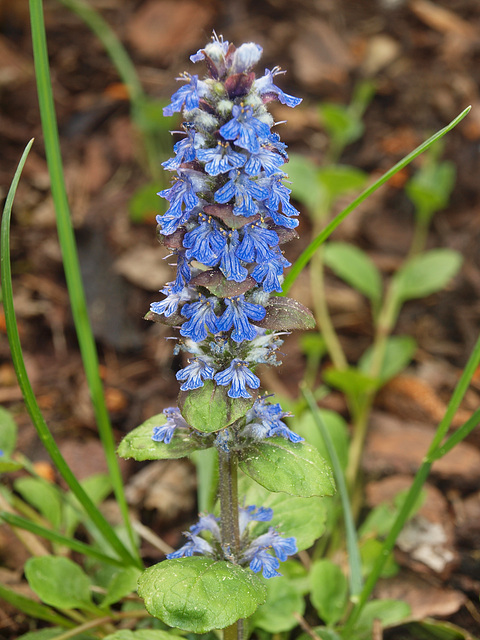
<box><xmin>343</xmin><ymin>331</ymin><xmax>480</xmax><ymax>636</ymax></box>
<box><xmin>0</xmin><ymin>512</ymin><xmax>125</xmax><ymax>568</ymax></box>
<box><xmin>29</xmin><ymin>0</ymin><xmax>140</xmax><ymax>566</ymax></box>
<box><xmin>1</xmin><ymin>141</ymin><xmax>137</xmax><ymax>568</ymax></box>
<box><xmin>431</xmin><ymin>407</ymin><xmax>480</xmax><ymax>460</ymax></box>
<box><xmin>282</xmin><ymin>106</ymin><xmax>471</xmax><ymax>294</ymax></box>
<box><xmin>302</xmin><ymin>386</ymin><xmax>363</xmax><ymax>598</ymax></box>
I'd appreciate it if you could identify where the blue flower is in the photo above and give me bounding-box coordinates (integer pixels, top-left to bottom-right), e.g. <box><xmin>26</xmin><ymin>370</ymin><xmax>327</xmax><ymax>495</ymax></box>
<box><xmin>180</xmin><ymin>294</ymin><xmax>219</xmax><ymax>341</ymax></box>
<box><xmin>254</xmin><ymin>67</ymin><xmax>302</xmax><ymax>108</ymax></box>
<box><xmin>197</xmin><ymin>141</ymin><xmax>246</xmax><ymax>176</ymax></box>
<box><xmin>214</xmin><ymin>428</ymin><xmax>231</xmax><ymax>453</ymax></box>
<box><xmin>190</xmin><ymin>33</ymin><xmax>230</xmax><ymax>66</ymax></box>
<box><xmin>166</xmin><ymin>533</ymin><xmax>214</xmax><ymax>559</ymax></box>
<box><xmin>236</xmin><ymin>223</ymin><xmax>279</xmax><ymax>263</ymax></box>
<box><xmin>263</xmin><ymin>173</ymin><xmax>300</xmax><ymax>219</ymax></box>
<box><xmin>244</xmin><ymin>396</ymin><xmax>303</xmax><ymax>443</ymax></box>
<box><xmin>219</xmin><ymin>230</ymin><xmax>249</xmax><ymax>282</ymax></box>
<box><xmin>157</xmin><ymin>171</ymin><xmax>203</xmax><ymax>235</ymax></box>
<box><xmin>176</xmin><ymin>358</ymin><xmax>215</xmax><ymax>391</ymax></box>
<box><xmin>243</xmin><ymin>527</ymin><xmax>297</xmax><ymax>577</ymax></box>
<box><xmin>239</xmin><ymin>505</ymin><xmax>273</xmax><ymax>535</ymax></box>
<box><xmin>231</xmin><ymin>43</ymin><xmax>263</xmax><ymax>74</ymax></box>
<box><xmin>219</xmin><ymin>104</ymin><xmax>271</xmax><ymax>153</ymax></box>
<box><xmin>251</xmin><ymin>247</ymin><xmax>291</xmax><ymax>293</ymax></box>
<box><xmin>190</xmin><ymin>514</ymin><xmax>221</xmax><ymax>540</ymax></box>
<box><xmin>159</xmin><ymin>171</ymin><xmax>200</xmax><ymax>215</ymax></box>
<box><xmin>248</xmin><ymin>549</ymin><xmax>282</xmax><ymax>578</ymax></box>
<box><xmin>162</xmin><ymin>124</ymin><xmax>198</xmax><ymax>170</ymax></box>
<box><xmin>172</xmin><ymin>251</ymin><xmax>191</xmax><ymax>292</ymax></box>
<box><xmin>183</xmin><ymin>214</ymin><xmax>226</xmax><ymax>266</ymax></box>
<box><xmin>214</xmin><ymin>170</ymin><xmax>267</xmax><ymax>217</ymax></box>
<box><xmin>243</xmin><ymin>396</ymin><xmax>303</xmax><ymax>442</ymax></box>
<box><xmin>245</xmin><ymin>331</ymin><xmax>285</xmax><ymax>368</ymax></box>
<box><xmin>152</xmin><ymin>407</ymin><xmax>189</xmax><ymax>444</ymax></box>
<box><xmin>163</xmin><ymin>74</ymin><xmax>208</xmax><ymax>116</ymax></box>
<box><xmin>214</xmin><ymin>359</ymin><xmax>260</xmax><ymax>398</ymax></box>
<box><xmin>150</xmin><ymin>284</ymin><xmax>191</xmax><ymax>318</ymax></box>
<box><xmin>243</xmin><ymin>144</ymin><xmax>286</xmax><ymax>176</ymax></box>
<box><xmin>217</xmin><ymin>296</ymin><xmax>266</xmax><ymax>343</ymax></box>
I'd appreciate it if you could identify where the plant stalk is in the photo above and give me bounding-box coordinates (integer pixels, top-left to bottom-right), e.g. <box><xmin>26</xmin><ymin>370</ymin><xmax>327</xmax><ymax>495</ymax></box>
<box><xmin>218</xmin><ymin>449</ymin><xmax>243</xmax><ymax>640</ymax></box>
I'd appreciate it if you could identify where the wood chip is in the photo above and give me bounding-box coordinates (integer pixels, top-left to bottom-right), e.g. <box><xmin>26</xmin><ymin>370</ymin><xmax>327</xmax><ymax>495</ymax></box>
<box><xmin>363</xmin><ymin>412</ymin><xmax>480</xmax><ymax>490</ymax></box>
<box><xmin>374</xmin><ymin>570</ymin><xmax>466</xmax><ymax>620</ymax></box>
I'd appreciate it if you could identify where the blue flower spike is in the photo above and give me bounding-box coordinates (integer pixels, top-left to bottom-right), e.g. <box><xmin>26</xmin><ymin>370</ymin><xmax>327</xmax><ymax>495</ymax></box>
<box><xmin>150</xmin><ymin>33</ymin><xmax>307</xmax><ymax>437</ymax></box>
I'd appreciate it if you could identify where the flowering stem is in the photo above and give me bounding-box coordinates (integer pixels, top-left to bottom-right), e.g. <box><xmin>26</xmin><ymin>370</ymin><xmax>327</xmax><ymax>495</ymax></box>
<box><xmin>218</xmin><ymin>450</ymin><xmax>241</xmax><ymax>557</ymax></box>
<box><xmin>218</xmin><ymin>448</ymin><xmax>242</xmax><ymax>640</ymax></box>
<box><xmin>310</xmin><ymin>244</ymin><xmax>348</xmax><ymax>371</ymax></box>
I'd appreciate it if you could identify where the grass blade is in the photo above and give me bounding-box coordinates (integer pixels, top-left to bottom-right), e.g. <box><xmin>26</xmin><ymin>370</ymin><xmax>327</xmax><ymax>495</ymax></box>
<box><xmin>0</xmin><ymin>512</ymin><xmax>125</xmax><ymax>568</ymax></box>
<box><xmin>302</xmin><ymin>386</ymin><xmax>363</xmax><ymax>598</ymax></box>
<box><xmin>29</xmin><ymin>0</ymin><xmax>140</xmax><ymax>566</ymax></box>
<box><xmin>343</xmin><ymin>331</ymin><xmax>480</xmax><ymax>636</ymax></box>
<box><xmin>1</xmin><ymin>140</ymin><xmax>137</xmax><ymax>568</ymax></box>
<box><xmin>282</xmin><ymin>106</ymin><xmax>471</xmax><ymax>295</ymax></box>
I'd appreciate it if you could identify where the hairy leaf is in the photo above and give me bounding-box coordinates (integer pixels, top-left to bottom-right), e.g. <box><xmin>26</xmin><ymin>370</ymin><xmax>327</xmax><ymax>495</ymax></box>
<box><xmin>239</xmin><ymin>437</ymin><xmax>335</xmax><ymax>497</ymax></box>
<box><xmin>138</xmin><ymin>557</ymin><xmax>266</xmax><ymax>632</ymax></box>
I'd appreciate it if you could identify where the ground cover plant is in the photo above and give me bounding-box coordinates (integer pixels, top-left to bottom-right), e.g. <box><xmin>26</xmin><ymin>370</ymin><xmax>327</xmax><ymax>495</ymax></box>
<box><xmin>1</xmin><ymin>2</ymin><xmax>480</xmax><ymax>640</ymax></box>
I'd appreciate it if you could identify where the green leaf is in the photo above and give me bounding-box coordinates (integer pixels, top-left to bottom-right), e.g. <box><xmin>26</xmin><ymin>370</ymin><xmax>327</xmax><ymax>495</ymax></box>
<box><xmin>250</xmin><ymin>576</ymin><xmax>305</xmax><ymax>633</ymax></box>
<box><xmin>205</xmin><ymin>203</ymin><xmax>258</xmax><ymax>229</ymax></box>
<box><xmin>117</xmin><ymin>414</ymin><xmax>204</xmax><ymax>460</ymax></box>
<box><xmin>255</xmin><ymin>297</ymin><xmax>316</xmax><ymax>331</ymax></box>
<box><xmin>360</xmin><ymin>538</ymin><xmax>398</xmax><ymax>579</ymax></box>
<box><xmin>413</xmin><ymin>618</ymin><xmax>478</xmax><ymax>639</ymax></box>
<box><xmin>239</xmin><ymin>437</ymin><xmax>335</xmax><ymax>497</ymax></box>
<box><xmin>0</xmin><ymin>582</ymin><xmax>74</xmax><ymax>628</ymax></box>
<box><xmin>241</xmin><ymin>478</ymin><xmax>329</xmax><ymax>550</ymax></box>
<box><xmin>101</xmin><ymin>566</ymin><xmax>142</xmax><ymax>608</ymax></box>
<box><xmin>406</xmin><ymin>160</ymin><xmax>456</xmax><ymax>223</ymax></box>
<box><xmin>0</xmin><ymin>458</ymin><xmax>23</xmax><ymax>472</ymax></box>
<box><xmin>282</xmin><ymin>107</ymin><xmax>471</xmax><ymax>296</ymax></box>
<box><xmin>18</xmin><ymin>631</ymin><xmax>94</xmax><ymax>640</ymax></box>
<box><xmin>392</xmin><ymin>249</ymin><xmax>462</xmax><ymax>302</ymax></box>
<box><xmin>287</xmin><ymin>154</ymin><xmax>328</xmax><ymax>214</ymax></box>
<box><xmin>0</xmin><ymin>407</ymin><xmax>17</xmax><ymax>456</ymax></box>
<box><xmin>190</xmin><ymin>269</ymin><xmax>256</xmax><ymax>298</ymax></box>
<box><xmin>278</xmin><ymin>559</ymin><xmax>310</xmax><ymax>595</ymax></box>
<box><xmin>178</xmin><ymin>379</ymin><xmax>255</xmax><ymax>433</ymax></box>
<box><xmin>297</xmin><ymin>629</ymin><xmax>343</xmax><ymax>640</ymax></box>
<box><xmin>14</xmin><ymin>477</ymin><xmax>63</xmax><ymax>529</ymax></box>
<box><xmin>64</xmin><ymin>473</ymin><xmax>113</xmax><ymax>536</ymax></box>
<box><xmin>103</xmin><ymin>632</ymin><xmax>176</xmax><ymax>640</ymax></box>
<box><xmin>295</xmin><ymin>409</ymin><xmax>350</xmax><ymax>470</ymax></box>
<box><xmin>323</xmin><ymin>367</ymin><xmax>378</xmax><ymax>397</ymax></box>
<box><xmin>138</xmin><ymin>557</ymin><xmax>266</xmax><ymax>633</ymax></box>
<box><xmin>17</xmin><ymin>631</ymin><xmax>64</xmax><ymax>640</ymax></box>
<box><xmin>17</xmin><ymin>627</ymin><xmax>95</xmax><ymax>640</ymax></box>
<box><xmin>317</xmin><ymin>165</ymin><xmax>368</xmax><ymax>205</ymax></box>
<box><xmin>358</xmin><ymin>335</ymin><xmax>417</xmax><ymax>383</ymax></box>
<box><xmin>25</xmin><ymin>556</ymin><xmax>93</xmax><ymax>610</ymax></box>
<box><xmin>129</xmin><ymin>182</ymin><xmax>165</xmax><ymax>223</ymax></box>
<box><xmin>324</xmin><ymin>242</ymin><xmax>382</xmax><ymax>305</ymax></box>
<box><xmin>355</xmin><ymin>599</ymin><xmax>410</xmax><ymax>636</ymax></box>
<box><xmin>190</xmin><ymin>447</ymin><xmax>218</xmax><ymax>513</ymax></box>
<box><xmin>310</xmin><ymin>560</ymin><xmax>348</xmax><ymax>626</ymax></box>
<box><xmin>319</xmin><ymin>102</ymin><xmax>364</xmax><ymax>151</ymax></box>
